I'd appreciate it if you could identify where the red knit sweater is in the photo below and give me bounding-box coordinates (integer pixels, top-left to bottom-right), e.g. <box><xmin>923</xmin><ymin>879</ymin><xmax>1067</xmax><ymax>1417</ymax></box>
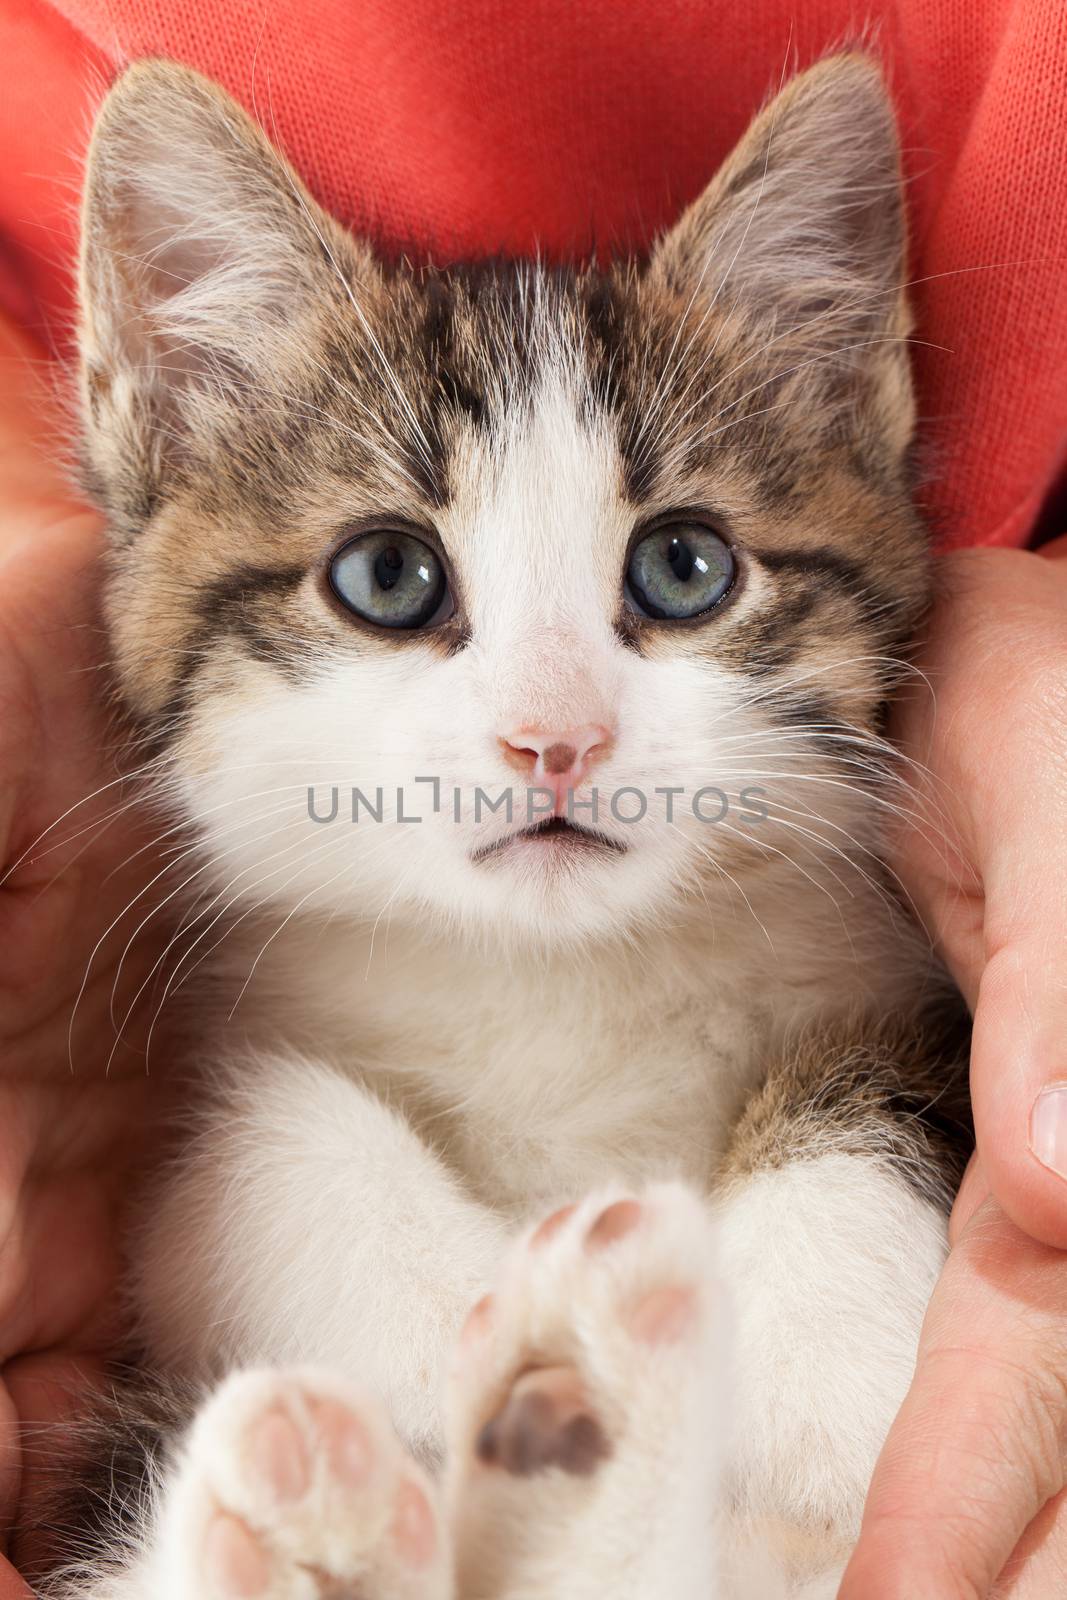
<box><xmin>0</xmin><ymin>0</ymin><xmax>1063</xmax><ymax>548</ymax></box>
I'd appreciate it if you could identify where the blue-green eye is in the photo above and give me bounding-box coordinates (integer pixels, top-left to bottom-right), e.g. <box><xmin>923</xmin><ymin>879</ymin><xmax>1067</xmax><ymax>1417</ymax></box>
<box><xmin>625</xmin><ymin>522</ymin><xmax>735</xmax><ymax>621</ymax></box>
<box><xmin>329</xmin><ymin>529</ymin><xmax>451</xmax><ymax>629</ymax></box>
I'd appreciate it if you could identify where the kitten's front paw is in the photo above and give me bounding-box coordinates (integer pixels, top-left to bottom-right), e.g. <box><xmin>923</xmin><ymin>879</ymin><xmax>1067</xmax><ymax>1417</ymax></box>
<box><xmin>446</xmin><ymin>1184</ymin><xmax>728</xmax><ymax>1598</ymax></box>
<box><xmin>156</xmin><ymin>1369</ymin><xmax>450</xmax><ymax>1600</ymax></box>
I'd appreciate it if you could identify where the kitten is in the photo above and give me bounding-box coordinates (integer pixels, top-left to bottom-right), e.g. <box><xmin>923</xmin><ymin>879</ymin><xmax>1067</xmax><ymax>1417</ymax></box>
<box><xmin>53</xmin><ymin>50</ymin><xmax>969</xmax><ymax>1600</ymax></box>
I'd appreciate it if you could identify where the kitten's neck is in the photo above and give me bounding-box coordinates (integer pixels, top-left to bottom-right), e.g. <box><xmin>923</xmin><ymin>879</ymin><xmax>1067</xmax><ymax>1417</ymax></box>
<box><xmin>210</xmin><ymin>847</ymin><xmax>928</xmax><ymax>1057</ymax></box>
<box><xmin>195</xmin><ymin>855</ymin><xmax>934</xmax><ymax>1206</ymax></box>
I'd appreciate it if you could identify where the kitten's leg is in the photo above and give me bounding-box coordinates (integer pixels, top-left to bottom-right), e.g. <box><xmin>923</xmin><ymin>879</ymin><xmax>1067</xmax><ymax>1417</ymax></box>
<box><xmin>444</xmin><ymin>1183</ymin><xmax>776</xmax><ymax>1600</ymax></box>
<box><xmin>95</xmin><ymin>1369</ymin><xmax>452</xmax><ymax>1600</ymax></box>
<box><xmin>133</xmin><ymin>1055</ymin><xmax>507</xmax><ymax>1457</ymax></box>
<box><xmin>715</xmin><ymin>1017</ymin><xmax>968</xmax><ymax>1584</ymax></box>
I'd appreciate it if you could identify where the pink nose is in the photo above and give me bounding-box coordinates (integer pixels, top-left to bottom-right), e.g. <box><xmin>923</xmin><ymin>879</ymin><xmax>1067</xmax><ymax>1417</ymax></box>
<box><xmin>501</xmin><ymin>724</ymin><xmax>614</xmax><ymax>790</ymax></box>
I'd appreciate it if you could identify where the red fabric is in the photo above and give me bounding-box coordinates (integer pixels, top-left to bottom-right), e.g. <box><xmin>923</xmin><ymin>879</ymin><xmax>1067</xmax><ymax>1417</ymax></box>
<box><xmin>0</xmin><ymin>0</ymin><xmax>1063</xmax><ymax>549</ymax></box>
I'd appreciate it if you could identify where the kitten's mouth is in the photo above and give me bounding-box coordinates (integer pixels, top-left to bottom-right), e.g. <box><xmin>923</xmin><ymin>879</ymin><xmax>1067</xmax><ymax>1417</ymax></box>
<box><xmin>471</xmin><ymin>816</ymin><xmax>629</xmax><ymax>865</ymax></box>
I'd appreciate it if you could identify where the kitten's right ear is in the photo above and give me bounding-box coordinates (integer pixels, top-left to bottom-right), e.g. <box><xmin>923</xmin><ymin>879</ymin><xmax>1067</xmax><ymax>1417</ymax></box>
<box><xmin>79</xmin><ymin>60</ymin><xmax>373</xmax><ymax>534</ymax></box>
<box><xmin>648</xmin><ymin>55</ymin><xmax>913</xmax><ymax>452</ymax></box>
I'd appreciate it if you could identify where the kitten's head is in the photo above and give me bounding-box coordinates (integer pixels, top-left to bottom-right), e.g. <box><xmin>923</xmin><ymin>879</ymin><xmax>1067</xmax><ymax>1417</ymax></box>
<box><xmin>80</xmin><ymin>54</ymin><xmax>926</xmax><ymax>948</ymax></box>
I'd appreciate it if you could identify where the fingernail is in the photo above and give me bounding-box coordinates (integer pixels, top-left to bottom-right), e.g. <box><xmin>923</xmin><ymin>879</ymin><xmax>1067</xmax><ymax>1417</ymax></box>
<box><xmin>1030</xmin><ymin>1085</ymin><xmax>1067</xmax><ymax>1179</ymax></box>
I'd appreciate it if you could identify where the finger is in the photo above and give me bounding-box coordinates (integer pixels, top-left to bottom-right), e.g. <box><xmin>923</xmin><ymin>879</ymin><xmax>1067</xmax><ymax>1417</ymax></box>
<box><xmin>889</xmin><ymin>546</ymin><xmax>1067</xmax><ymax>1247</ymax></box>
<box><xmin>970</xmin><ymin>790</ymin><xmax>1067</xmax><ymax>1246</ymax></box>
<box><xmin>994</xmin><ymin>1486</ymin><xmax>1067</xmax><ymax>1598</ymax></box>
<box><xmin>839</xmin><ymin>1200</ymin><xmax>1067</xmax><ymax>1600</ymax></box>
<box><xmin>0</xmin><ymin>1384</ymin><xmax>17</xmax><ymax>1550</ymax></box>
<box><xmin>0</xmin><ymin>1557</ymin><xmax>31</xmax><ymax>1599</ymax></box>
<box><xmin>2</xmin><ymin>1351</ymin><xmax>106</xmax><ymax>1578</ymax></box>
<box><xmin>949</xmin><ymin>1154</ymin><xmax>991</xmax><ymax>1243</ymax></box>
<box><xmin>943</xmin><ymin>586</ymin><xmax>1067</xmax><ymax>1246</ymax></box>
<box><xmin>933</xmin><ymin>648</ymin><xmax>1067</xmax><ymax>1247</ymax></box>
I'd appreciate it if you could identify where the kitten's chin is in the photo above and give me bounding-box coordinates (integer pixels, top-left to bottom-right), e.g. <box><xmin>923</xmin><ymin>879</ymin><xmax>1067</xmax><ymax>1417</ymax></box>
<box><xmin>454</xmin><ymin>831</ymin><xmax>668</xmax><ymax>948</ymax></box>
<box><xmin>469</xmin><ymin>815</ymin><xmax>628</xmax><ymax>867</ymax></box>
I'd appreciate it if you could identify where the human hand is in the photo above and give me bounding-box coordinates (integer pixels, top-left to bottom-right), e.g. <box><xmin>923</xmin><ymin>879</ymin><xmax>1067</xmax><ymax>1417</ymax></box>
<box><xmin>840</xmin><ymin>538</ymin><xmax>1067</xmax><ymax>1596</ymax></box>
<box><xmin>840</xmin><ymin>1186</ymin><xmax>1067</xmax><ymax>1599</ymax></box>
<box><xmin>890</xmin><ymin>538</ymin><xmax>1067</xmax><ymax>1246</ymax></box>
<box><xmin>0</xmin><ymin>315</ymin><xmax>174</xmax><ymax>1591</ymax></box>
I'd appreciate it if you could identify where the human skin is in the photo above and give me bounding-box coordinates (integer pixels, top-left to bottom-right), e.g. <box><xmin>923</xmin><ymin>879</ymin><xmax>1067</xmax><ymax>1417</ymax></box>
<box><xmin>1</xmin><ymin>309</ymin><xmax>1066</xmax><ymax>1595</ymax></box>
<box><xmin>840</xmin><ymin>534</ymin><xmax>1067</xmax><ymax>1598</ymax></box>
<box><xmin>0</xmin><ymin>316</ymin><xmax>173</xmax><ymax>1595</ymax></box>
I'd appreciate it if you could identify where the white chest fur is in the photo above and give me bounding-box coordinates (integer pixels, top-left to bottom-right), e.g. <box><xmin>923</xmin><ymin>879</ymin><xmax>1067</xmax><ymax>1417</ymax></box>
<box><xmin>212</xmin><ymin>861</ymin><xmax>924</xmax><ymax>1215</ymax></box>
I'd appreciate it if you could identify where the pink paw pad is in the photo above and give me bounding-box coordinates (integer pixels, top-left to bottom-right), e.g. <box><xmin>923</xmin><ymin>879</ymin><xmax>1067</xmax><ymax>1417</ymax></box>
<box><xmin>586</xmin><ymin>1198</ymin><xmax>643</xmax><ymax>1250</ymax></box>
<box><xmin>460</xmin><ymin>1292</ymin><xmax>495</xmax><ymax>1344</ymax></box>
<box><xmin>629</xmin><ymin>1285</ymin><xmax>698</xmax><ymax>1346</ymax></box>
<box><xmin>392</xmin><ymin>1478</ymin><xmax>437</xmax><ymax>1567</ymax></box>
<box><xmin>248</xmin><ymin>1410</ymin><xmax>309</xmax><ymax>1503</ymax></box>
<box><xmin>311</xmin><ymin>1398</ymin><xmax>374</xmax><ymax>1487</ymax></box>
<box><xmin>204</xmin><ymin>1512</ymin><xmax>268</xmax><ymax>1599</ymax></box>
<box><xmin>476</xmin><ymin>1364</ymin><xmax>610</xmax><ymax>1478</ymax></box>
<box><xmin>530</xmin><ymin>1203</ymin><xmax>578</xmax><ymax>1249</ymax></box>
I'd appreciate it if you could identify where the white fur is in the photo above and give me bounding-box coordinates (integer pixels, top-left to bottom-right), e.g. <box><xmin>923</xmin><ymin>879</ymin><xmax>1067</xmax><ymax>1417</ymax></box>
<box><xmin>718</xmin><ymin>1154</ymin><xmax>947</xmax><ymax>1532</ymax></box>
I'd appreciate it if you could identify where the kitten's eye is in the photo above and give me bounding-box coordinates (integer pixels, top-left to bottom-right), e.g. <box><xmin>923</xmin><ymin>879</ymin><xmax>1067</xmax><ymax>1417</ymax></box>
<box><xmin>329</xmin><ymin>530</ymin><xmax>452</xmax><ymax>630</ymax></box>
<box><xmin>625</xmin><ymin>522</ymin><xmax>735</xmax><ymax>621</ymax></box>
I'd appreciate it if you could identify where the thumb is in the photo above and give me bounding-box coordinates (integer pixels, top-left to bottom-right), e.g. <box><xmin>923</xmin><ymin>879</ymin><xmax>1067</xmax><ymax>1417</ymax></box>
<box><xmin>968</xmin><ymin>772</ymin><xmax>1067</xmax><ymax>1247</ymax></box>
<box><xmin>888</xmin><ymin>540</ymin><xmax>1067</xmax><ymax>1248</ymax></box>
<box><xmin>838</xmin><ymin>1199</ymin><xmax>1067</xmax><ymax>1600</ymax></box>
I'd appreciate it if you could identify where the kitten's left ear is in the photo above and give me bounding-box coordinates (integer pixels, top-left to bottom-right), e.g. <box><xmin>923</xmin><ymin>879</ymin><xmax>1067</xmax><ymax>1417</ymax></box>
<box><xmin>79</xmin><ymin>59</ymin><xmax>378</xmax><ymax>534</ymax></box>
<box><xmin>651</xmin><ymin>54</ymin><xmax>913</xmax><ymax>445</ymax></box>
